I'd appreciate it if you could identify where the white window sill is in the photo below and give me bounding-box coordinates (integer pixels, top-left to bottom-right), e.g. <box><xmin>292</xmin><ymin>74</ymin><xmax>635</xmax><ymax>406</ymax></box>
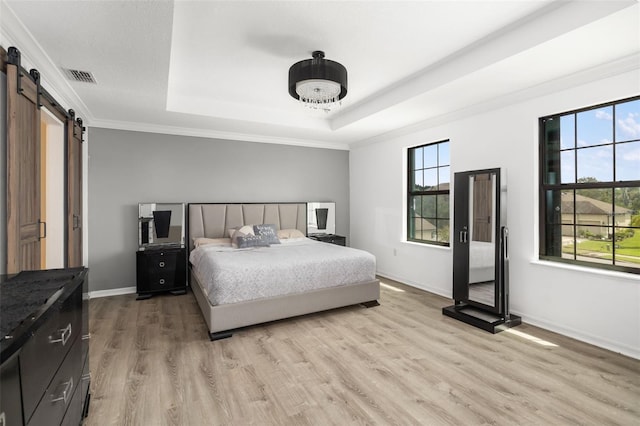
<box><xmin>401</xmin><ymin>240</ymin><xmax>451</xmax><ymax>251</ymax></box>
<box><xmin>530</xmin><ymin>259</ymin><xmax>640</xmax><ymax>281</ymax></box>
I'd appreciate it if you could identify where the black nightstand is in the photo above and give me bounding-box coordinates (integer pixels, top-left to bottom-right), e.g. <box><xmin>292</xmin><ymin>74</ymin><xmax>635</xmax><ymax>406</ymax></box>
<box><xmin>308</xmin><ymin>234</ymin><xmax>346</xmax><ymax>246</ymax></box>
<box><xmin>136</xmin><ymin>246</ymin><xmax>187</xmax><ymax>300</ymax></box>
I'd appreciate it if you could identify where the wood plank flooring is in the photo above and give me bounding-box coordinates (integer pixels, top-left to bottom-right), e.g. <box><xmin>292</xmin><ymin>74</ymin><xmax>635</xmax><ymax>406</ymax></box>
<box><xmin>85</xmin><ymin>278</ymin><xmax>640</xmax><ymax>425</ymax></box>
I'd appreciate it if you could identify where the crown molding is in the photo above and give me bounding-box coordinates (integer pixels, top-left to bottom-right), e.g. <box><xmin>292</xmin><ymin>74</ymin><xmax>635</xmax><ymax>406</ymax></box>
<box><xmin>89</xmin><ymin>118</ymin><xmax>351</xmax><ymax>151</ymax></box>
<box><xmin>0</xmin><ymin>0</ymin><xmax>94</xmax><ymax>122</ymax></box>
<box><xmin>349</xmin><ymin>53</ymin><xmax>640</xmax><ymax>150</ymax></box>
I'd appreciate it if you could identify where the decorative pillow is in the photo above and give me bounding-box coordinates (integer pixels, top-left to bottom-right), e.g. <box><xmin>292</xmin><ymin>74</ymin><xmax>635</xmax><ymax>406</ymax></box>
<box><xmin>231</xmin><ymin>227</ymin><xmax>267</xmax><ymax>248</ymax></box>
<box><xmin>253</xmin><ymin>224</ymin><xmax>280</xmax><ymax>244</ymax></box>
<box><xmin>193</xmin><ymin>237</ymin><xmax>231</xmax><ymax>248</ymax></box>
<box><xmin>227</xmin><ymin>225</ymin><xmax>254</xmax><ymax>238</ymax></box>
<box><xmin>277</xmin><ymin>228</ymin><xmax>305</xmax><ymax>239</ymax></box>
<box><xmin>235</xmin><ymin>234</ymin><xmax>270</xmax><ymax>249</ymax></box>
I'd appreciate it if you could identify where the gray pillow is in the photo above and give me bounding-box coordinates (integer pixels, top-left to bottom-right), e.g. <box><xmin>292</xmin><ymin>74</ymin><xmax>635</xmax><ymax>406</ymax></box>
<box><xmin>253</xmin><ymin>224</ymin><xmax>281</xmax><ymax>244</ymax></box>
<box><xmin>235</xmin><ymin>234</ymin><xmax>270</xmax><ymax>249</ymax></box>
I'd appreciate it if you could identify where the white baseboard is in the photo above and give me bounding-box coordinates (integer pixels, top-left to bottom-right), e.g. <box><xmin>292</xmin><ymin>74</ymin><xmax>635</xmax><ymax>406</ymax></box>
<box><xmin>518</xmin><ymin>313</ymin><xmax>639</xmax><ymax>360</ymax></box>
<box><xmin>89</xmin><ymin>286</ymin><xmax>136</xmax><ymax>299</ymax></box>
<box><xmin>376</xmin><ymin>270</ymin><xmax>451</xmax><ymax>299</ymax></box>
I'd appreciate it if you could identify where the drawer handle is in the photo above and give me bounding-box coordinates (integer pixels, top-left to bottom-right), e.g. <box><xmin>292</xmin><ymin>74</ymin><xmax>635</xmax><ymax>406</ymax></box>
<box><xmin>49</xmin><ymin>323</ymin><xmax>72</xmax><ymax>346</ymax></box>
<box><xmin>159</xmin><ymin>278</ymin><xmax>165</xmax><ymax>285</ymax></box>
<box><xmin>51</xmin><ymin>377</ymin><xmax>73</xmax><ymax>405</ymax></box>
<box><xmin>159</xmin><ymin>261</ymin><xmax>165</xmax><ymax>268</ymax></box>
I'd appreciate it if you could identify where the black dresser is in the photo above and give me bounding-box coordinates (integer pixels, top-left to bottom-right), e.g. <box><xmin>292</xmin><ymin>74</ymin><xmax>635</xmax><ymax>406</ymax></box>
<box><xmin>0</xmin><ymin>268</ymin><xmax>90</xmax><ymax>426</ymax></box>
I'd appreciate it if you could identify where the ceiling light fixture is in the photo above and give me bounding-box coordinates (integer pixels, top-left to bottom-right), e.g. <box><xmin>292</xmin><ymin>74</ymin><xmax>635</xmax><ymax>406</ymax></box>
<box><xmin>288</xmin><ymin>51</ymin><xmax>347</xmax><ymax>113</ymax></box>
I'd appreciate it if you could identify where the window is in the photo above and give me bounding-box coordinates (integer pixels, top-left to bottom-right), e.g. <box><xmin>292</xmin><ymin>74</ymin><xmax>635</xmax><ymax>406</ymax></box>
<box><xmin>408</xmin><ymin>140</ymin><xmax>450</xmax><ymax>245</ymax></box>
<box><xmin>539</xmin><ymin>96</ymin><xmax>640</xmax><ymax>274</ymax></box>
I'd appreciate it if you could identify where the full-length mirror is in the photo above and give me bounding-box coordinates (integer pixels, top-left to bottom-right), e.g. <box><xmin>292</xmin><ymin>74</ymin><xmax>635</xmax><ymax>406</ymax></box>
<box><xmin>443</xmin><ymin>168</ymin><xmax>520</xmax><ymax>333</ymax></box>
<box><xmin>468</xmin><ymin>172</ymin><xmax>497</xmax><ymax>307</ymax></box>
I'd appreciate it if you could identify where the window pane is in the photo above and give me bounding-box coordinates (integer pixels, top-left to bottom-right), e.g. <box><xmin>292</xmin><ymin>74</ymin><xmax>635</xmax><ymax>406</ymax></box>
<box><xmin>575</xmin><ymin>189</ymin><xmax>612</xmax><ymax>241</ymax></box>
<box><xmin>421</xmin><ymin>195</ymin><xmax>436</xmax><ymax>218</ymax></box>
<box><xmin>545</xmin><ymin>190</ymin><xmax>563</xmax><ymax>224</ymax></box>
<box><xmin>615</xmin><ymin>188</ymin><xmax>640</xmax><ymax>224</ymax></box>
<box><xmin>439</xmin><ymin>166</ymin><xmax>450</xmax><ymax>187</ymax></box>
<box><xmin>560</xmin><ymin>114</ymin><xmax>575</xmax><ymax>149</ymax></box>
<box><xmin>439</xmin><ymin>142</ymin><xmax>450</xmax><ymax>166</ymax></box>
<box><xmin>437</xmin><ymin>220</ymin><xmax>450</xmax><ymax>243</ymax></box>
<box><xmin>577</xmin><ymin>145</ymin><xmax>613</xmax><ymax>182</ymax></box>
<box><xmin>412</xmin><ymin>170</ymin><xmax>423</xmax><ymax>191</ymax></box>
<box><xmin>412</xmin><ymin>147</ymin><xmax>423</xmax><ymax>170</ymax></box>
<box><xmin>560</xmin><ymin>150</ymin><xmax>575</xmax><ymax>183</ymax></box>
<box><xmin>423</xmin><ymin>168</ymin><xmax>438</xmax><ymax>190</ymax></box>
<box><xmin>615</xmin><ymin>99</ymin><xmax>640</xmax><ymax>142</ymax></box>
<box><xmin>561</xmin><ymin>224</ymin><xmax>575</xmax><ymax>259</ymax></box>
<box><xmin>577</xmin><ymin>106</ymin><xmax>613</xmax><ymax>147</ymax></box>
<box><xmin>614</xmin><ymin>227</ymin><xmax>639</xmax><ymax>268</ymax></box>
<box><xmin>437</xmin><ymin>194</ymin><xmax>450</xmax><ymax>219</ymax></box>
<box><xmin>543</xmin><ymin>117</ymin><xmax>561</xmax><ymax>184</ymax></box>
<box><xmin>560</xmin><ymin>190</ymin><xmax>574</xmax><ymax>223</ymax></box>
<box><xmin>423</xmin><ymin>144</ymin><xmax>437</xmax><ymax>168</ymax></box>
<box><xmin>615</xmin><ymin>141</ymin><xmax>640</xmax><ymax>181</ymax></box>
<box><xmin>575</xmin><ymin>226</ymin><xmax>613</xmax><ymax>266</ymax></box>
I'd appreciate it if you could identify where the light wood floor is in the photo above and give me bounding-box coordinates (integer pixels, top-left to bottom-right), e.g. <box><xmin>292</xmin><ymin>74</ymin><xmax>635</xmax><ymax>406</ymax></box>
<box><xmin>85</xmin><ymin>278</ymin><xmax>640</xmax><ymax>425</ymax></box>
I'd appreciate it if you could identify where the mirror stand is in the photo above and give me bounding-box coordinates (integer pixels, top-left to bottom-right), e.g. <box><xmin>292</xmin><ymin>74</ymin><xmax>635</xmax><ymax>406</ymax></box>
<box><xmin>442</xmin><ymin>168</ymin><xmax>521</xmax><ymax>333</ymax></box>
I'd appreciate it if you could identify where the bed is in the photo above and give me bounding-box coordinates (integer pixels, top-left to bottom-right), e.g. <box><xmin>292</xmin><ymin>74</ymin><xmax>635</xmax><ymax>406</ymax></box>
<box><xmin>188</xmin><ymin>203</ymin><xmax>380</xmax><ymax>340</ymax></box>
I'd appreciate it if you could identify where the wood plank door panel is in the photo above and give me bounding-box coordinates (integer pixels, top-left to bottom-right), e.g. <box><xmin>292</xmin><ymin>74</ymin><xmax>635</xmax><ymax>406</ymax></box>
<box><xmin>6</xmin><ymin>49</ymin><xmax>42</xmax><ymax>273</ymax></box>
<box><xmin>67</xmin><ymin>113</ymin><xmax>83</xmax><ymax>267</ymax></box>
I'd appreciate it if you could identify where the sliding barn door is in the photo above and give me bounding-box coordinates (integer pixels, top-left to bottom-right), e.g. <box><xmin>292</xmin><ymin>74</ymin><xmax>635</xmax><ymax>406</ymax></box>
<box><xmin>67</xmin><ymin>112</ymin><xmax>83</xmax><ymax>267</ymax></box>
<box><xmin>6</xmin><ymin>48</ymin><xmax>42</xmax><ymax>273</ymax></box>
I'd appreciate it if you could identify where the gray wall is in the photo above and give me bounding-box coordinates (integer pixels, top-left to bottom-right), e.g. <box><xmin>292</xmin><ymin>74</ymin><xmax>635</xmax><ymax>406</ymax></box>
<box><xmin>87</xmin><ymin>127</ymin><xmax>350</xmax><ymax>292</ymax></box>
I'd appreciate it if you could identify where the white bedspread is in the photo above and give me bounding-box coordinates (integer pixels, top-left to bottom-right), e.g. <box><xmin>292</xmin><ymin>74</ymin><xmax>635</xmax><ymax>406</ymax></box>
<box><xmin>189</xmin><ymin>238</ymin><xmax>376</xmax><ymax>305</ymax></box>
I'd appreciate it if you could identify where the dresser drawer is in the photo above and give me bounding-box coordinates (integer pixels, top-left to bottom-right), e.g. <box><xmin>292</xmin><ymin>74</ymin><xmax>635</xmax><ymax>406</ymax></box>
<box><xmin>0</xmin><ymin>352</ymin><xmax>23</xmax><ymax>426</ymax></box>
<box><xmin>27</xmin><ymin>334</ymin><xmax>82</xmax><ymax>426</ymax></box>
<box><xmin>20</xmin><ymin>285</ymin><xmax>82</xmax><ymax>422</ymax></box>
<box><xmin>137</xmin><ymin>248</ymin><xmax>186</xmax><ymax>295</ymax></box>
<box><xmin>145</xmin><ymin>250</ymin><xmax>178</xmax><ymax>273</ymax></box>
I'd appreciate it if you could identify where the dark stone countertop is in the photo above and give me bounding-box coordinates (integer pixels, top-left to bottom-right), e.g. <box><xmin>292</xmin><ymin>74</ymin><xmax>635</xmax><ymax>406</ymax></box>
<box><xmin>0</xmin><ymin>268</ymin><xmax>87</xmax><ymax>363</ymax></box>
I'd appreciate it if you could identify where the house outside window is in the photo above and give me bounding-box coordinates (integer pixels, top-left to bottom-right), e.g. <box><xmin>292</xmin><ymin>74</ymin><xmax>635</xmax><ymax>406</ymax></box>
<box><xmin>408</xmin><ymin>140</ymin><xmax>450</xmax><ymax>245</ymax></box>
<box><xmin>539</xmin><ymin>96</ymin><xmax>640</xmax><ymax>274</ymax></box>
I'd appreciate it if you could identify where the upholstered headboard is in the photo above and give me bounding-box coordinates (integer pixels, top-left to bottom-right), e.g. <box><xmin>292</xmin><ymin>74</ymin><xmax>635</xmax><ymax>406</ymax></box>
<box><xmin>188</xmin><ymin>203</ymin><xmax>307</xmax><ymax>251</ymax></box>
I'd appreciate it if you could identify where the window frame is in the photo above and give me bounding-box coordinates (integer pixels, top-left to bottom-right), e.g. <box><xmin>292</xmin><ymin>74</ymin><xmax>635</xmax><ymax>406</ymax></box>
<box><xmin>538</xmin><ymin>95</ymin><xmax>640</xmax><ymax>275</ymax></box>
<box><xmin>407</xmin><ymin>140</ymin><xmax>450</xmax><ymax>246</ymax></box>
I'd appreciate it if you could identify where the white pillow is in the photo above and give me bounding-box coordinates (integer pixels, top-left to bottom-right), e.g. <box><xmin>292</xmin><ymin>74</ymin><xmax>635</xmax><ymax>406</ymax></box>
<box><xmin>227</xmin><ymin>225</ymin><xmax>254</xmax><ymax>238</ymax></box>
<box><xmin>277</xmin><ymin>229</ymin><xmax>305</xmax><ymax>239</ymax></box>
<box><xmin>230</xmin><ymin>226</ymin><xmax>256</xmax><ymax>247</ymax></box>
<box><xmin>193</xmin><ymin>237</ymin><xmax>231</xmax><ymax>248</ymax></box>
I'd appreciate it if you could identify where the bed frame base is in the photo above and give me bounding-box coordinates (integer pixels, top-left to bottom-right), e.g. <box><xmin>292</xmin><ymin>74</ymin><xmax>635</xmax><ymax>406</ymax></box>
<box><xmin>191</xmin><ymin>271</ymin><xmax>380</xmax><ymax>341</ymax></box>
<box><xmin>209</xmin><ymin>330</ymin><xmax>234</xmax><ymax>341</ymax></box>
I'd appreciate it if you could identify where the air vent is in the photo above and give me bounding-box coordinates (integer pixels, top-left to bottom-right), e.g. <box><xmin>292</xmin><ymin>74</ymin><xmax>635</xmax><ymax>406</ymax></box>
<box><xmin>64</xmin><ymin>68</ymin><xmax>97</xmax><ymax>84</ymax></box>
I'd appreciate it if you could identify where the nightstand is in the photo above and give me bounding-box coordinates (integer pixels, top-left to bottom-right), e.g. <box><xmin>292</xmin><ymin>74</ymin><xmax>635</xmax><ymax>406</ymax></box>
<box><xmin>136</xmin><ymin>246</ymin><xmax>187</xmax><ymax>299</ymax></box>
<box><xmin>308</xmin><ymin>234</ymin><xmax>346</xmax><ymax>246</ymax></box>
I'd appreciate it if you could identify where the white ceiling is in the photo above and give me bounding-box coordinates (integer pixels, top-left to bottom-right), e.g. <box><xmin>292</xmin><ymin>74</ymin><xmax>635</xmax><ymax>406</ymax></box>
<box><xmin>1</xmin><ymin>0</ymin><xmax>639</xmax><ymax>149</ymax></box>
